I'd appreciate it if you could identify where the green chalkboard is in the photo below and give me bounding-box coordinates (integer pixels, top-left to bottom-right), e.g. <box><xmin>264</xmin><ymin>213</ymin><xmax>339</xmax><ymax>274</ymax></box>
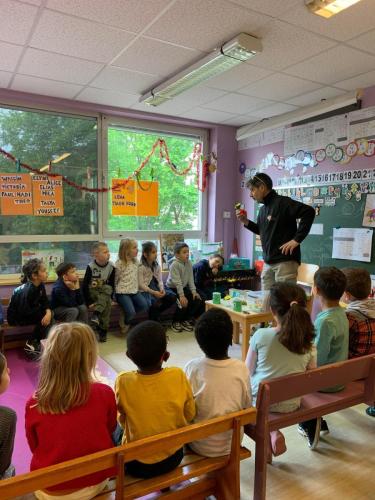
<box><xmin>301</xmin><ymin>195</ymin><xmax>374</xmax><ymax>272</ymax></box>
<box><xmin>252</xmin><ymin>193</ymin><xmax>375</xmax><ymax>272</ymax></box>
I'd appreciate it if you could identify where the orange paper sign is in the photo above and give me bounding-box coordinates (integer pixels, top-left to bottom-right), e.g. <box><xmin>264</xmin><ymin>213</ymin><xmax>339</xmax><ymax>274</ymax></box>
<box><xmin>112</xmin><ymin>179</ymin><xmax>159</xmax><ymax>216</ymax></box>
<box><xmin>32</xmin><ymin>175</ymin><xmax>64</xmax><ymax>216</ymax></box>
<box><xmin>0</xmin><ymin>173</ymin><xmax>33</xmax><ymax>215</ymax></box>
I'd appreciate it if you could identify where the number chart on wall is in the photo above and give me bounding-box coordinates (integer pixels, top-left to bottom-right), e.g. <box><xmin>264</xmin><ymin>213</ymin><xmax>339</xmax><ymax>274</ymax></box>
<box><xmin>253</xmin><ymin>167</ymin><xmax>375</xmax><ymax>272</ymax></box>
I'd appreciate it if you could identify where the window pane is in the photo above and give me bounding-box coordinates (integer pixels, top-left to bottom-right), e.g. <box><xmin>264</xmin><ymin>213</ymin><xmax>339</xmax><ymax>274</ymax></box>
<box><xmin>0</xmin><ymin>106</ymin><xmax>98</xmax><ymax>235</ymax></box>
<box><xmin>107</xmin><ymin>127</ymin><xmax>202</xmax><ymax>233</ymax></box>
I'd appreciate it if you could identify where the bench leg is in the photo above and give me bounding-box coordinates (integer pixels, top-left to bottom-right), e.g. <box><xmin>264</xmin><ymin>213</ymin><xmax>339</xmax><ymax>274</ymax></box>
<box><xmin>233</xmin><ymin>322</ymin><xmax>240</xmax><ymax>344</ymax></box>
<box><xmin>214</xmin><ymin>417</ymin><xmax>241</xmax><ymax>500</ymax></box>
<box><xmin>253</xmin><ymin>423</ymin><xmax>268</xmax><ymax>500</ymax></box>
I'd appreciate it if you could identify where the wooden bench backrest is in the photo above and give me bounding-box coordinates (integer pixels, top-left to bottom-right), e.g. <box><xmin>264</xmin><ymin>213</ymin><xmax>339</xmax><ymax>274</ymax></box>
<box><xmin>257</xmin><ymin>354</ymin><xmax>375</xmax><ymax>407</ymax></box>
<box><xmin>0</xmin><ymin>407</ymin><xmax>256</xmax><ymax>499</ymax></box>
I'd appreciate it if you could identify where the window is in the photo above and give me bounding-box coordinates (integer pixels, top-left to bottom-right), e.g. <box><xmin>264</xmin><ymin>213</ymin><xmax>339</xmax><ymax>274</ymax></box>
<box><xmin>103</xmin><ymin>117</ymin><xmax>208</xmax><ymax>240</ymax></box>
<box><xmin>0</xmin><ymin>104</ymin><xmax>99</xmax><ymax>276</ymax></box>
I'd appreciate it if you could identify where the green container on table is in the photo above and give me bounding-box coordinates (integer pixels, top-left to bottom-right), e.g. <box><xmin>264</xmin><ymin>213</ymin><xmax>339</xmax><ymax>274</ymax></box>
<box><xmin>212</xmin><ymin>292</ymin><xmax>221</xmax><ymax>304</ymax></box>
<box><xmin>233</xmin><ymin>298</ymin><xmax>242</xmax><ymax>312</ymax></box>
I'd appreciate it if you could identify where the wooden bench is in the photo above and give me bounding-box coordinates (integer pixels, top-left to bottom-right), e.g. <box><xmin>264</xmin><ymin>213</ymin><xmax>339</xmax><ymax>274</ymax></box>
<box><xmin>0</xmin><ymin>407</ymin><xmax>256</xmax><ymax>500</ymax></box>
<box><xmin>245</xmin><ymin>354</ymin><xmax>375</xmax><ymax>500</ymax></box>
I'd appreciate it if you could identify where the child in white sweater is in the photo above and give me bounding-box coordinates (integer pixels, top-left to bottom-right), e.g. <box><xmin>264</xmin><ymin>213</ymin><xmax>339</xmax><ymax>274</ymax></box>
<box><xmin>115</xmin><ymin>238</ymin><xmax>148</xmax><ymax>333</ymax></box>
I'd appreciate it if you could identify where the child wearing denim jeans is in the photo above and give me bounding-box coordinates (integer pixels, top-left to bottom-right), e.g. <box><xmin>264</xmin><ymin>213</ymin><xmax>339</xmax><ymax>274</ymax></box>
<box><xmin>115</xmin><ymin>238</ymin><xmax>148</xmax><ymax>334</ymax></box>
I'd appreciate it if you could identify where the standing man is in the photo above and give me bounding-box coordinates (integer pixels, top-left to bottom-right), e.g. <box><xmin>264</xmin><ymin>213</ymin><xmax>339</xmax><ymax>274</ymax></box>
<box><xmin>236</xmin><ymin>173</ymin><xmax>315</xmax><ymax>290</ymax></box>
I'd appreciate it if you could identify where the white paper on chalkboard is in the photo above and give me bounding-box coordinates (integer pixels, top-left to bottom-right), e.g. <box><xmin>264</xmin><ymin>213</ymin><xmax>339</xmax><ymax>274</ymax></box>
<box><xmin>332</xmin><ymin>227</ymin><xmax>373</xmax><ymax>262</ymax></box>
<box><xmin>310</xmin><ymin>223</ymin><xmax>323</xmax><ymax>235</ymax></box>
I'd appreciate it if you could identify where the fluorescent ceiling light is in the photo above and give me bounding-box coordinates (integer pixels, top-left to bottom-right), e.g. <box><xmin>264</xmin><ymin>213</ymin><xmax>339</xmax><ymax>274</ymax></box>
<box><xmin>305</xmin><ymin>0</ymin><xmax>362</xmax><ymax>18</ymax></box>
<box><xmin>236</xmin><ymin>90</ymin><xmax>360</xmax><ymax>141</ymax></box>
<box><xmin>139</xmin><ymin>33</ymin><xmax>262</xmax><ymax>107</ymax></box>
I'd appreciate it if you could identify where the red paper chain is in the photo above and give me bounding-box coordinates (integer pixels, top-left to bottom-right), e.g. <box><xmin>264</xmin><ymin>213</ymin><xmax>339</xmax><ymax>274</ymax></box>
<box><xmin>0</xmin><ymin>138</ymin><xmax>207</xmax><ymax>193</ymax></box>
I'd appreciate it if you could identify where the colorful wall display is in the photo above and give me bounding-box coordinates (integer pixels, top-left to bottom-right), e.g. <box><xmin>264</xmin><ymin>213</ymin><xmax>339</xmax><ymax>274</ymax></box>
<box><xmin>32</xmin><ymin>175</ymin><xmax>64</xmax><ymax>216</ymax></box>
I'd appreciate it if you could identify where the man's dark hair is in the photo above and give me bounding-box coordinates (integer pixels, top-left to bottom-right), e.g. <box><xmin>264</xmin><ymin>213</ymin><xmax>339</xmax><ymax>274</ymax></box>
<box><xmin>194</xmin><ymin>309</ymin><xmax>232</xmax><ymax>359</ymax></box>
<box><xmin>314</xmin><ymin>267</ymin><xmax>347</xmax><ymax>301</ymax></box>
<box><xmin>174</xmin><ymin>242</ymin><xmax>189</xmax><ymax>255</ymax></box>
<box><xmin>127</xmin><ymin>321</ymin><xmax>167</xmax><ymax>369</ymax></box>
<box><xmin>246</xmin><ymin>172</ymin><xmax>273</xmax><ymax>190</ymax></box>
<box><xmin>342</xmin><ymin>268</ymin><xmax>371</xmax><ymax>300</ymax></box>
<box><xmin>56</xmin><ymin>262</ymin><xmax>76</xmax><ymax>278</ymax></box>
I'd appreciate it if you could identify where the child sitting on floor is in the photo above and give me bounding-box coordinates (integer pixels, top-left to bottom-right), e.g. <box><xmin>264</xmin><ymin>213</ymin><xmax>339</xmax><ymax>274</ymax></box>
<box><xmin>138</xmin><ymin>241</ymin><xmax>176</xmax><ymax>322</ymax></box>
<box><xmin>115</xmin><ymin>321</ymin><xmax>195</xmax><ymax>478</ymax></box>
<box><xmin>166</xmin><ymin>242</ymin><xmax>203</xmax><ymax>332</ymax></box>
<box><xmin>0</xmin><ymin>352</ymin><xmax>16</xmax><ymax>479</ymax></box>
<box><xmin>246</xmin><ymin>283</ymin><xmax>316</xmax><ymax>461</ymax></box>
<box><xmin>342</xmin><ymin>267</ymin><xmax>375</xmax><ymax>417</ymax></box>
<box><xmin>115</xmin><ymin>238</ymin><xmax>148</xmax><ymax>334</ymax></box>
<box><xmin>25</xmin><ymin>323</ymin><xmax>117</xmax><ymax>500</ymax></box>
<box><xmin>185</xmin><ymin>309</ymin><xmax>251</xmax><ymax>457</ymax></box>
<box><xmin>298</xmin><ymin>267</ymin><xmax>348</xmax><ymax>448</ymax></box>
<box><xmin>193</xmin><ymin>253</ymin><xmax>224</xmax><ymax>301</ymax></box>
<box><xmin>82</xmin><ymin>242</ymin><xmax>115</xmax><ymax>343</ymax></box>
<box><xmin>7</xmin><ymin>258</ymin><xmax>52</xmax><ymax>359</ymax></box>
<box><xmin>51</xmin><ymin>263</ymin><xmax>88</xmax><ymax>324</ymax></box>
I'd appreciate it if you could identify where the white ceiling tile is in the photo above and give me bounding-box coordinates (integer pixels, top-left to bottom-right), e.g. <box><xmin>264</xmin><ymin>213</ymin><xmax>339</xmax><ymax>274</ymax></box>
<box><xmin>172</xmin><ymin>86</ymin><xmax>227</xmax><ymax>107</ymax></box>
<box><xmin>221</xmin><ymin>115</ymin><xmax>258</xmax><ymax>126</ymax></box>
<box><xmin>181</xmin><ymin>108</ymin><xmax>236</xmax><ymax>124</ymax></box>
<box><xmin>113</xmin><ymin>37</ymin><xmax>200</xmax><ymax>76</ymax></box>
<box><xmin>46</xmin><ymin>0</ymin><xmax>171</xmax><ymax>32</ymax></box>
<box><xmin>285</xmin><ymin>46</ymin><xmax>375</xmax><ymax>85</ymax></box>
<box><xmin>18</xmin><ymin>48</ymin><xmax>103</xmax><ymax>85</ymax></box>
<box><xmin>251</xmin><ymin>19</ymin><xmax>337</xmax><ymax>71</ymax></box>
<box><xmin>205</xmin><ymin>63</ymin><xmax>273</xmax><ymax>92</ymax></box>
<box><xmin>334</xmin><ymin>70</ymin><xmax>375</xmax><ymax>92</ymax></box>
<box><xmin>131</xmin><ymin>98</ymin><xmax>193</xmax><ymax>116</ymax></box>
<box><xmin>285</xmin><ymin>87</ymin><xmax>346</xmax><ymax>106</ymax></box>
<box><xmin>347</xmin><ymin>29</ymin><xmax>375</xmax><ymax>56</ymax></box>
<box><xmin>77</xmin><ymin>87</ymin><xmax>139</xmax><ymax>108</ymax></box>
<box><xmin>91</xmin><ymin>66</ymin><xmax>157</xmax><ymax>94</ymax></box>
<box><xmin>21</xmin><ymin>0</ymin><xmax>42</xmax><ymax>5</ymax></box>
<box><xmin>239</xmin><ymin>73</ymin><xmax>321</xmax><ymax>101</ymax></box>
<box><xmin>205</xmin><ymin>93</ymin><xmax>273</xmax><ymax>114</ymax></box>
<box><xmin>30</xmin><ymin>10</ymin><xmax>135</xmax><ymax>63</ymax></box>
<box><xmin>230</xmin><ymin>0</ymin><xmax>300</xmax><ymax>17</ymax></box>
<box><xmin>0</xmin><ymin>41</ymin><xmax>23</xmax><ymax>71</ymax></box>
<box><xmin>0</xmin><ymin>70</ymin><xmax>12</xmax><ymax>88</ymax></box>
<box><xmin>0</xmin><ymin>0</ymin><xmax>38</xmax><ymax>45</ymax></box>
<box><xmin>11</xmin><ymin>74</ymin><xmax>82</xmax><ymax>99</ymax></box>
<box><xmin>145</xmin><ymin>0</ymin><xmax>270</xmax><ymax>52</ymax></box>
<box><xmin>279</xmin><ymin>0</ymin><xmax>375</xmax><ymax>42</ymax></box>
<box><xmin>249</xmin><ymin>102</ymin><xmax>299</xmax><ymax>118</ymax></box>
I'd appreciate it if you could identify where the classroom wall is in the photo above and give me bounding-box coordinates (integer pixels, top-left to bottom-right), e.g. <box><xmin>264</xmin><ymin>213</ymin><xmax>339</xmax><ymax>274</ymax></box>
<box><xmin>235</xmin><ymin>83</ymin><xmax>375</xmax><ymax>264</ymax></box>
<box><xmin>0</xmin><ymin>88</ymin><xmax>238</xmax><ymax>257</ymax></box>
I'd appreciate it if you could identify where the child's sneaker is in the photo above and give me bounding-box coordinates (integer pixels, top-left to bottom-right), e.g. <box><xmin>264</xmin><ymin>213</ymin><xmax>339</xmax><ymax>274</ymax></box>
<box><xmin>90</xmin><ymin>313</ymin><xmax>100</xmax><ymax>327</ymax></box>
<box><xmin>297</xmin><ymin>419</ymin><xmax>320</xmax><ymax>449</ymax></box>
<box><xmin>181</xmin><ymin>321</ymin><xmax>194</xmax><ymax>331</ymax></box>
<box><xmin>366</xmin><ymin>406</ymin><xmax>375</xmax><ymax>417</ymax></box>
<box><xmin>98</xmin><ymin>330</ymin><xmax>107</xmax><ymax>343</ymax></box>
<box><xmin>171</xmin><ymin>322</ymin><xmax>184</xmax><ymax>333</ymax></box>
<box><xmin>320</xmin><ymin>418</ymin><xmax>330</xmax><ymax>434</ymax></box>
<box><xmin>24</xmin><ymin>339</ymin><xmax>41</xmax><ymax>360</ymax></box>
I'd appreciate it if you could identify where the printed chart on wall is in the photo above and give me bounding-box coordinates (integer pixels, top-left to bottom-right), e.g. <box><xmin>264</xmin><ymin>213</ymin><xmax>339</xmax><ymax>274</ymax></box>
<box><xmin>112</xmin><ymin>179</ymin><xmax>159</xmax><ymax>216</ymax></box>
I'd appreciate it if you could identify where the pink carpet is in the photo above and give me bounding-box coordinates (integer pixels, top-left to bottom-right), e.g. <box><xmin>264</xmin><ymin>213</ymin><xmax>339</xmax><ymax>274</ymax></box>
<box><xmin>0</xmin><ymin>349</ymin><xmax>117</xmax><ymax>475</ymax></box>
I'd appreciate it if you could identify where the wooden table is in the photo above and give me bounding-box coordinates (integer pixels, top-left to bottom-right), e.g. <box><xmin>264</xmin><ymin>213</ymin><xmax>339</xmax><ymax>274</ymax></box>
<box><xmin>205</xmin><ymin>300</ymin><xmax>273</xmax><ymax>361</ymax></box>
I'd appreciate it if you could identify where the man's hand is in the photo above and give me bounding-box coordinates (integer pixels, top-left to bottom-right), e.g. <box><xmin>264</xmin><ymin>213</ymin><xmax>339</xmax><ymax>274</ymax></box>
<box><xmin>235</xmin><ymin>209</ymin><xmax>249</xmax><ymax>225</ymax></box>
<box><xmin>153</xmin><ymin>290</ymin><xmax>164</xmax><ymax>299</ymax></box>
<box><xmin>279</xmin><ymin>239</ymin><xmax>300</xmax><ymax>255</ymax></box>
<box><xmin>193</xmin><ymin>292</ymin><xmax>201</xmax><ymax>301</ymax></box>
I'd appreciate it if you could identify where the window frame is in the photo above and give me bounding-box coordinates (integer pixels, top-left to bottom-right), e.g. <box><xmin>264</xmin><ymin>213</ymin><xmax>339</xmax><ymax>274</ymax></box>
<box><xmin>101</xmin><ymin>115</ymin><xmax>209</xmax><ymax>241</ymax></box>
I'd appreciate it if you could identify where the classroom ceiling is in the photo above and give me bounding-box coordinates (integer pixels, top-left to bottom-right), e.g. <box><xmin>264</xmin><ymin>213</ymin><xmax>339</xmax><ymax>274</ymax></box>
<box><xmin>2</xmin><ymin>0</ymin><xmax>375</xmax><ymax>126</ymax></box>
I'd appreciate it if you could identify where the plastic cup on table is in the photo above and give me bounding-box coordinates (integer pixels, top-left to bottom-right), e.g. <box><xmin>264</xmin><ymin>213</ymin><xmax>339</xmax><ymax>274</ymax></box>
<box><xmin>233</xmin><ymin>298</ymin><xmax>242</xmax><ymax>312</ymax></box>
<box><xmin>212</xmin><ymin>292</ymin><xmax>221</xmax><ymax>305</ymax></box>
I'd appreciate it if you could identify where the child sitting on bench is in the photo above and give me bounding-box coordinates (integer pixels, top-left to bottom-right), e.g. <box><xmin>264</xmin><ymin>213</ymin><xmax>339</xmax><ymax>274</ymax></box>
<box><xmin>115</xmin><ymin>321</ymin><xmax>195</xmax><ymax>478</ymax></box>
<box><xmin>246</xmin><ymin>282</ymin><xmax>316</xmax><ymax>461</ymax></box>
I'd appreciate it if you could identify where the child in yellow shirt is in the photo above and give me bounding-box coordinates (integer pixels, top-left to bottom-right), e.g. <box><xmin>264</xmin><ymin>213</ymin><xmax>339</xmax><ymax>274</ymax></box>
<box><xmin>115</xmin><ymin>321</ymin><xmax>196</xmax><ymax>478</ymax></box>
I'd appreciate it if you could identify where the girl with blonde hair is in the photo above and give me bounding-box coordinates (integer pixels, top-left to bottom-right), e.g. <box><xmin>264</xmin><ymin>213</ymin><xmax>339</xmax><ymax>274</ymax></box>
<box><xmin>25</xmin><ymin>322</ymin><xmax>117</xmax><ymax>500</ymax></box>
<box><xmin>115</xmin><ymin>238</ymin><xmax>148</xmax><ymax>334</ymax></box>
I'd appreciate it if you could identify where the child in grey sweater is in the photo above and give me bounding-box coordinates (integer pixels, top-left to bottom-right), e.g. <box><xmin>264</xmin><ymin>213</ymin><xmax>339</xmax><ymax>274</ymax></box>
<box><xmin>166</xmin><ymin>242</ymin><xmax>203</xmax><ymax>332</ymax></box>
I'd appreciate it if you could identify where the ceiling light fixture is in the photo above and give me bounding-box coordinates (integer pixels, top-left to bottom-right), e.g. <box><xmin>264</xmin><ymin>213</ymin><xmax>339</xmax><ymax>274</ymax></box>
<box><xmin>236</xmin><ymin>90</ymin><xmax>360</xmax><ymax>141</ymax></box>
<box><xmin>305</xmin><ymin>0</ymin><xmax>362</xmax><ymax>18</ymax></box>
<box><xmin>139</xmin><ymin>33</ymin><xmax>262</xmax><ymax>107</ymax></box>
